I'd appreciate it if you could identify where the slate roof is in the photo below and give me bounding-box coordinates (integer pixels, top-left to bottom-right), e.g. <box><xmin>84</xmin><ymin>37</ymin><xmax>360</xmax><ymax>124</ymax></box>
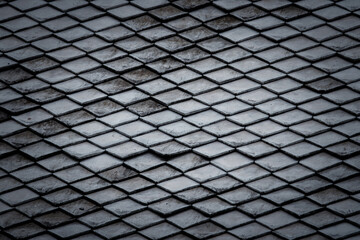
<box><xmin>0</xmin><ymin>0</ymin><xmax>360</xmax><ymax>239</ymax></box>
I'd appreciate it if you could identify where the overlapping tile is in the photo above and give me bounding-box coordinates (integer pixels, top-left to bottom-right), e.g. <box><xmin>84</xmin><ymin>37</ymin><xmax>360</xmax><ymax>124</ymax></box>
<box><xmin>0</xmin><ymin>0</ymin><xmax>360</xmax><ymax>239</ymax></box>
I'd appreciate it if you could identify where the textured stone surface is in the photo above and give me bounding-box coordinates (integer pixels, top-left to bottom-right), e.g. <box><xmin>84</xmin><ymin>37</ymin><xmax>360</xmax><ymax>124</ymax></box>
<box><xmin>0</xmin><ymin>0</ymin><xmax>360</xmax><ymax>239</ymax></box>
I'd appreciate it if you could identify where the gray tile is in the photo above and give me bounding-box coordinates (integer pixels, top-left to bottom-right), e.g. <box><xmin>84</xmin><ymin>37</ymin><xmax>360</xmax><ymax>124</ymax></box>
<box><xmin>2</xmin><ymin>1</ymin><xmax>360</xmax><ymax>238</ymax></box>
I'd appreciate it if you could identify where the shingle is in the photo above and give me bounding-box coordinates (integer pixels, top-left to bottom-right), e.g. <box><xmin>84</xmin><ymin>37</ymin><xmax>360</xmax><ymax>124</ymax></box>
<box><xmin>2</xmin><ymin>2</ymin><xmax>360</xmax><ymax>238</ymax></box>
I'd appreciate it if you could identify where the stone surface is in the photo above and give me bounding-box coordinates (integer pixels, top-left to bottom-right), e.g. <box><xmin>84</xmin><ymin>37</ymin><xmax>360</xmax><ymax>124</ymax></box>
<box><xmin>0</xmin><ymin>1</ymin><xmax>359</xmax><ymax>239</ymax></box>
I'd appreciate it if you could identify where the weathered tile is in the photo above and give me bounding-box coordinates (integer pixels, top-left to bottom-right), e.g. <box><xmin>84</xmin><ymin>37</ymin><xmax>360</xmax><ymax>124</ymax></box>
<box><xmin>64</xmin><ymin>142</ymin><xmax>103</xmax><ymax>159</ymax></box>
<box><xmin>107</xmin><ymin>141</ymin><xmax>147</xmax><ymax>158</ymax></box>
<box><xmin>1</xmin><ymin>2</ymin><xmax>360</xmax><ymax>238</ymax></box>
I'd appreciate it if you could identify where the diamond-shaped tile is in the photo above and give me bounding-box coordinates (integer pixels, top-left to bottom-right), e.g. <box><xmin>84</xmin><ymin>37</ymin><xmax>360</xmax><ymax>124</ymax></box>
<box><xmin>107</xmin><ymin>141</ymin><xmax>147</xmax><ymax>159</ymax></box>
<box><xmin>64</xmin><ymin>142</ymin><xmax>103</xmax><ymax>159</ymax></box>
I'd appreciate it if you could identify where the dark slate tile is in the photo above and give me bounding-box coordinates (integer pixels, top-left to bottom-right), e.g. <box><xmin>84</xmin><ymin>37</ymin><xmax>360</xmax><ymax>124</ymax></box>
<box><xmin>166</xmin><ymin>16</ymin><xmax>201</xmax><ymax>31</ymax></box>
<box><xmin>207</xmin><ymin>15</ymin><xmax>242</xmax><ymax>32</ymax></box>
<box><xmin>105</xmin><ymin>57</ymin><xmax>143</xmax><ymax>73</ymax></box>
<box><xmin>128</xmin><ymin>99</ymin><xmax>166</xmax><ymax>117</ymax></box>
<box><xmin>116</xmin><ymin>36</ymin><xmax>151</xmax><ymax>53</ymax></box>
<box><xmin>63</xmin><ymin>57</ymin><xmax>101</xmax><ymax>74</ymax></box>
<box><xmin>47</xmin><ymin>46</ymin><xmax>86</xmax><ymax>62</ymax></box>
<box><xmin>50</xmin><ymin>222</ymin><xmax>90</xmax><ymax>239</ymax></box>
<box><xmin>150</xmin><ymin>5</ymin><xmax>185</xmax><ymax>21</ymax></box>
<box><xmin>149</xmin><ymin>197</ymin><xmax>188</xmax><ymax>216</ymax></box>
<box><xmin>0</xmin><ymin>188</ymin><xmax>38</xmax><ymax>206</ymax></box>
<box><xmin>6</xmin><ymin>222</ymin><xmax>45</xmax><ymax>239</ymax></box>
<box><xmin>73</xmin><ymin>36</ymin><xmax>111</xmax><ymax>53</ymax></box>
<box><xmin>109</xmin><ymin>5</ymin><xmax>144</xmax><ymax>20</ymax></box>
<box><xmin>238</xmin><ymin>141</ymin><xmax>277</xmax><ymax>158</ymax></box>
<box><xmin>0</xmin><ymin>36</ymin><xmax>27</xmax><ymax>52</ymax></box>
<box><xmin>22</xmin><ymin>57</ymin><xmax>59</xmax><ymax>73</ymax></box>
<box><xmin>247</xmin><ymin>176</ymin><xmax>286</xmax><ymax>194</ymax></box>
<box><xmin>176</xmin><ymin>187</ymin><xmax>213</xmax><ymax>204</ymax></box>
<box><xmin>54</xmin><ymin>78</ymin><xmax>91</xmax><ymax>94</ymax></box>
<box><xmin>124</xmin><ymin>15</ymin><xmax>159</xmax><ymax>31</ymax></box>
<box><xmin>21</xmin><ymin>141</ymin><xmax>59</xmax><ymax>159</ymax></box>
<box><xmin>42</xmin><ymin>16</ymin><xmax>79</xmax><ymax>32</ymax></box>
<box><xmin>14</xmin><ymin>26</ymin><xmax>49</xmax><ymax>42</ymax></box>
<box><xmin>0</xmin><ymin>5</ymin><xmax>21</xmax><ymax>21</ymax></box>
<box><xmin>140</xmin><ymin>222</ymin><xmax>180</xmax><ymax>239</ymax></box>
<box><xmin>96</xmin><ymin>26</ymin><xmax>134</xmax><ymax>43</ymax></box>
<box><xmin>43</xmin><ymin>98</ymin><xmax>81</xmax><ymax>116</ymax></box>
<box><xmin>263</xmin><ymin>187</ymin><xmax>304</xmax><ymax>205</ymax></box>
<box><xmin>124</xmin><ymin>210</ymin><xmax>163</xmax><ymax>229</ymax></box>
<box><xmin>30</xmin><ymin>119</ymin><xmax>67</xmax><ymax>137</ymax></box>
<box><xmin>54</xmin><ymin>166</ymin><xmax>93</xmax><ymax>183</ymax></box>
<box><xmin>28</xmin><ymin>176</ymin><xmax>66</xmax><ymax>194</ymax></box>
<box><xmin>203</xmin><ymin>176</ymin><xmax>241</xmax><ymax>193</ymax></box>
<box><xmin>320</xmin><ymin>223</ymin><xmax>359</xmax><ymax>239</ymax></box>
<box><xmin>68</xmin><ymin>6</ymin><xmax>103</xmax><ymax>21</ymax></box>
<box><xmin>96</xmin><ymin>222</ymin><xmax>135</xmax><ymax>239</ymax></box>
<box><xmin>91</xmin><ymin>0</ymin><xmax>127</xmax><ymax>10</ymax></box>
<box><xmin>3</xmin><ymin>16</ymin><xmax>37</xmax><ymax>32</ymax></box>
<box><xmin>275</xmin><ymin>223</ymin><xmax>316</xmax><ymax>239</ymax></box>
<box><xmin>131</xmin><ymin>187</ymin><xmax>171</xmax><ymax>204</ymax></box>
<box><xmin>133</xmin><ymin>130</ymin><xmax>172</xmax><ymax>147</ymax></box>
<box><xmin>73</xmin><ymin>179</ymin><xmax>109</xmax><ymax>195</ymax></box>
<box><xmin>107</xmin><ymin>141</ymin><xmax>147</xmax><ymax>159</ymax></box>
<box><xmin>57</xmin><ymin>110</ymin><xmax>94</xmax><ymax>127</ymax></box>
<box><xmin>87</xmin><ymin>187</ymin><xmax>126</xmax><ymax>205</ymax></box>
<box><xmin>230</xmin><ymin>164</ymin><xmax>269</xmax><ymax>183</ymax></box>
<box><xmin>327</xmin><ymin>141</ymin><xmax>360</xmax><ymax>158</ymax></box>
<box><xmin>16</xmin><ymin>199</ymin><xmax>55</xmax><ymax>218</ymax></box>
<box><xmin>0</xmin><ymin>120</ymin><xmax>26</xmax><ymax>137</ymax></box>
<box><xmin>0</xmin><ymin>210</ymin><xmax>29</xmax><ymax>229</ymax></box>
<box><xmin>4</xmin><ymin>130</ymin><xmax>41</xmax><ymax>148</ymax></box>
<box><xmin>115</xmin><ymin>177</ymin><xmax>152</xmax><ymax>194</ymax></box>
<box><xmin>56</xmin><ymin>26</ymin><xmax>93</xmax><ymax>42</ymax></box>
<box><xmin>132</xmin><ymin>47</ymin><xmax>169</xmax><ymax>63</ymax></box>
<box><xmin>258</xmin><ymin>210</ymin><xmax>297</xmax><ymax>230</ymax></box>
<box><xmin>79</xmin><ymin>210</ymin><xmax>117</xmax><ymax>228</ymax></box>
<box><xmin>219</xmin><ymin>131</ymin><xmax>259</xmax><ymax>148</ymax></box>
<box><xmin>60</xmin><ymin>198</ymin><xmax>98</xmax><ymax>217</ymax></box>
<box><xmin>230</xmin><ymin>223</ymin><xmax>270</xmax><ymax>239</ymax></box>
<box><xmin>185</xmin><ymin>222</ymin><xmax>225</xmax><ymax>239</ymax></box>
<box><xmin>32</xmin><ymin>37</ymin><xmax>69</xmax><ymax>52</ymax></box>
<box><xmin>64</xmin><ymin>142</ymin><xmax>103</xmax><ymax>159</ymax></box>
<box><xmin>81</xmin><ymin>16</ymin><xmax>119</xmax><ymax>32</ymax></box>
<box><xmin>180</xmin><ymin>26</ymin><xmax>216</xmax><ymax>44</ymax></box>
